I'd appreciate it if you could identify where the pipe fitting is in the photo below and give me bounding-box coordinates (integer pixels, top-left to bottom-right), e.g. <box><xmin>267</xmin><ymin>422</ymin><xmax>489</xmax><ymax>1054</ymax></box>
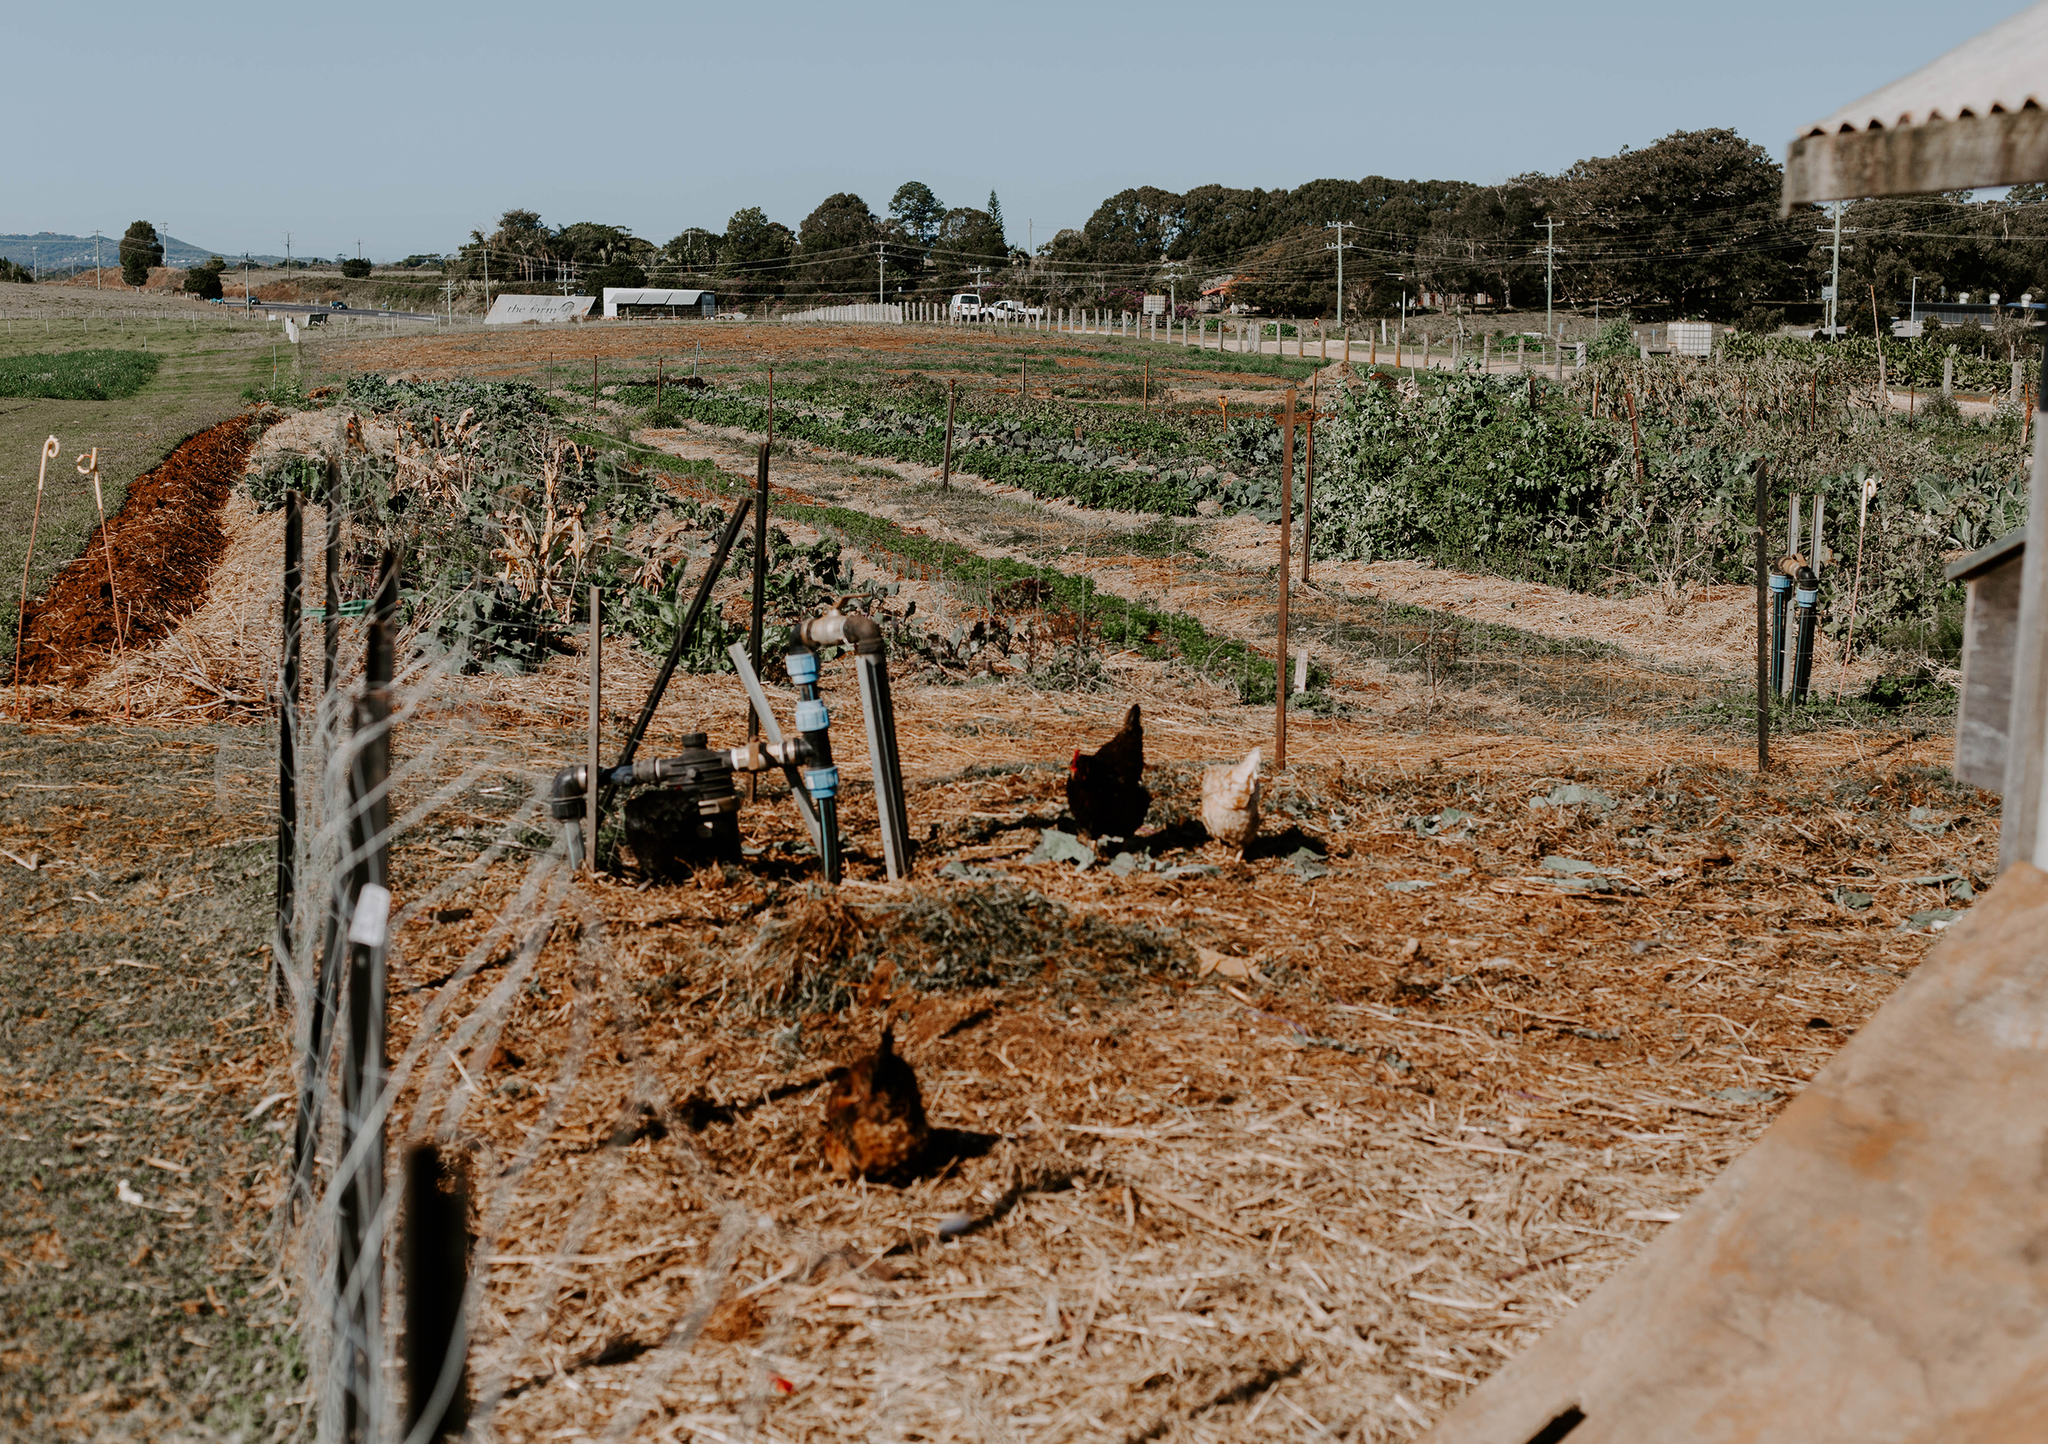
<box><xmin>841</xmin><ymin>612</ymin><xmax>885</xmax><ymax>656</ymax></box>
<box><xmin>786</xmin><ymin>648</ymin><xmax>820</xmax><ymax>685</ymax></box>
<box><xmin>805</xmin><ymin>765</ymin><xmax>840</xmax><ymax>799</ymax></box>
<box><xmin>795</xmin><ymin>698</ymin><xmax>829</xmax><ymax>733</ymax></box>
<box><xmin>548</xmin><ymin>763</ymin><xmax>588</xmax><ymax>820</ymax></box>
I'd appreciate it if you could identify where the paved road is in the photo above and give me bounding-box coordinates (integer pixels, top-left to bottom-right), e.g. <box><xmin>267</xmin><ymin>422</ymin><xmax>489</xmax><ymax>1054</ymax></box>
<box><xmin>250</xmin><ymin>301</ymin><xmax>441</xmax><ymax>322</ymax></box>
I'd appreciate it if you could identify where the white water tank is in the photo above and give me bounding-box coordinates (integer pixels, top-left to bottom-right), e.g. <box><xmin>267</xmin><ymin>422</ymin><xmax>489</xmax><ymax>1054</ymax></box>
<box><xmin>1667</xmin><ymin>321</ymin><xmax>1713</xmax><ymax>358</ymax></box>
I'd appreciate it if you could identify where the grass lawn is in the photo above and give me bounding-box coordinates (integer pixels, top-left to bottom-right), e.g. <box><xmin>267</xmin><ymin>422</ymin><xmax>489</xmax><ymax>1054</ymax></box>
<box><xmin>0</xmin><ymin>306</ymin><xmax>276</xmax><ymax>656</ymax></box>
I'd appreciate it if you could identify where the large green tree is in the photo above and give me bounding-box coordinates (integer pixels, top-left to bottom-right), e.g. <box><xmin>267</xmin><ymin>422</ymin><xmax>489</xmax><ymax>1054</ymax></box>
<box><xmin>796</xmin><ymin>193</ymin><xmax>879</xmax><ymax>301</ymax></box>
<box><xmin>118</xmin><ymin>221</ymin><xmax>162</xmax><ymax>287</ymax></box>
<box><xmin>1541</xmin><ymin>128</ymin><xmax>1802</xmax><ymax>319</ymax></box>
<box><xmin>720</xmin><ymin>207</ymin><xmax>796</xmax><ymax>301</ymax></box>
<box><xmin>930</xmin><ymin>207</ymin><xmax>1007</xmax><ymax>292</ymax></box>
<box><xmin>888</xmin><ymin>183</ymin><xmax>945</xmax><ymax>247</ymax></box>
<box><xmin>656</xmin><ymin>227</ymin><xmax>723</xmax><ymax>284</ymax></box>
<box><xmin>464</xmin><ymin>208</ymin><xmax>557</xmax><ymax>287</ymax></box>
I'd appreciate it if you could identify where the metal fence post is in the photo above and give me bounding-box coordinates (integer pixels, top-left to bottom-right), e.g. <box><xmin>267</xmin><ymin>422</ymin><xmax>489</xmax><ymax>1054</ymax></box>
<box><xmin>276</xmin><ymin>491</ymin><xmax>302</xmax><ymax>1008</ymax></box>
<box><xmin>337</xmin><ymin>551</ymin><xmax>396</xmax><ymax>1441</ymax></box>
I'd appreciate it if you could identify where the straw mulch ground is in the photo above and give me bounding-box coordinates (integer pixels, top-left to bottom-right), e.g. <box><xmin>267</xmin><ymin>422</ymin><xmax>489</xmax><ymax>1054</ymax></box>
<box><xmin>344</xmin><ymin>636</ymin><xmax>1983</xmax><ymax>1441</ymax></box>
<box><xmin>2</xmin><ymin>367</ymin><xmax>1986</xmax><ymax>1438</ymax></box>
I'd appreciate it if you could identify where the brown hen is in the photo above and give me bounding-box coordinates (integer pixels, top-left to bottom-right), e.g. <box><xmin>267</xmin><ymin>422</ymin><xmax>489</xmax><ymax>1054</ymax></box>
<box><xmin>821</xmin><ymin>1024</ymin><xmax>929</xmax><ymax>1180</ymax></box>
<box><xmin>1067</xmin><ymin>703</ymin><xmax>1151</xmax><ymax>841</ymax></box>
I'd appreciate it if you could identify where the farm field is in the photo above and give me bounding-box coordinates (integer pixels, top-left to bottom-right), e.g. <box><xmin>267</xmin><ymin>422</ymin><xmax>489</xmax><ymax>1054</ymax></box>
<box><xmin>0</xmin><ymin>316</ymin><xmax>1992</xmax><ymax>1441</ymax></box>
<box><xmin>0</xmin><ymin>287</ymin><xmax>279</xmax><ymax>656</ymax></box>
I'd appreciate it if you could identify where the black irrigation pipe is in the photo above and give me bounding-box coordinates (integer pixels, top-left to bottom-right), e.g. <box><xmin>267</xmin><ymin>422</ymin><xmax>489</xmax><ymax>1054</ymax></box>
<box><xmin>609</xmin><ymin>490</ymin><xmax>755</xmax><ymax>787</ymax></box>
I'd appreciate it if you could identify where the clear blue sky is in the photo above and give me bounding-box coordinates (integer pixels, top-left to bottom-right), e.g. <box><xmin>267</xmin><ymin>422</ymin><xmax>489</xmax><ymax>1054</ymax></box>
<box><xmin>7</xmin><ymin>0</ymin><xmax>2023</xmax><ymax>260</ymax></box>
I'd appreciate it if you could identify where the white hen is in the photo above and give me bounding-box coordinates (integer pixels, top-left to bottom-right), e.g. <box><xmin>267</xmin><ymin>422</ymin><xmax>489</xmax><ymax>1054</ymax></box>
<box><xmin>1200</xmin><ymin>748</ymin><xmax>1262</xmax><ymax>858</ymax></box>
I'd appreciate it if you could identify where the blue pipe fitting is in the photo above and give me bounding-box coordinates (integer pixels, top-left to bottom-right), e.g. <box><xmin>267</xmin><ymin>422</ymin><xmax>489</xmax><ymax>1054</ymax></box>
<box><xmin>1770</xmin><ymin>572</ymin><xmax>1793</xmax><ymax>597</ymax></box>
<box><xmin>805</xmin><ymin>766</ymin><xmax>840</xmax><ymax>799</ymax></box>
<box><xmin>1795</xmin><ymin>584</ymin><xmax>1818</xmax><ymax>607</ymax></box>
<box><xmin>795</xmin><ymin>698</ymin><xmax>829</xmax><ymax>733</ymax></box>
<box><xmin>786</xmin><ymin>651</ymin><xmax>819</xmax><ymax>685</ymax></box>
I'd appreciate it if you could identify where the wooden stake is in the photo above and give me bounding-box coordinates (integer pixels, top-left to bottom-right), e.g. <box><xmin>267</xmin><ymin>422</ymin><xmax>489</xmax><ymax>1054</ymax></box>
<box><xmin>75</xmin><ymin>448</ymin><xmax>124</xmax><ymax>655</ymax></box>
<box><xmin>13</xmin><ymin>435</ymin><xmax>58</xmax><ymax>710</ymax></box>
<box><xmin>587</xmin><ymin>585</ymin><xmax>601</xmax><ymax>872</ymax></box>
<box><xmin>1624</xmin><ymin>390</ymin><xmax>1645</xmax><ymax>486</ymax></box>
<box><xmin>1302</xmin><ymin>375</ymin><xmax>1317</xmax><ymax>585</ymax></box>
<box><xmin>1835</xmin><ymin>474</ymin><xmax>1876</xmax><ymax>701</ymax></box>
<box><xmin>1275</xmin><ymin>388</ymin><xmax>1296</xmax><ymax>770</ymax></box>
<box><xmin>1755</xmin><ymin>463</ymin><xmax>1771</xmax><ymax>773</ymax></box>
<box><xmin>942</xmin><ymin>378</ymin><xmax>956</xmax><ymax>489</ymax></box>
<box><xmin>748</xmin><ymin>442</ymin><xmax>769</xmax><ymax>796</ymax></box>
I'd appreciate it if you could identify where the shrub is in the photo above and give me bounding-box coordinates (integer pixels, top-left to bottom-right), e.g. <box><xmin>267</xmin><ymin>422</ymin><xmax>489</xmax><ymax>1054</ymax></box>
<box><xmin>341</xmin><ymin>258</ymin><xmax>372</xmax><ymax>279</ymax></box>
<box><xmin>1588</xmin><ymin>317</ymin><xmax>1638</xmax><ymax>360</ymax></box>
<box><xmin>1312</xmin><ymin>372</ymin><xmax>1614</xmax><ymax>582</ymax></box>
<box><xmin>1736</xmin><ymin>305</ymin><xmax>1784</xmax><ymax>335</ymax></box>
<box><xmin>183</xmin><ymin>266</ymin><xmax>224</xmax><ymax>300</ymax></box>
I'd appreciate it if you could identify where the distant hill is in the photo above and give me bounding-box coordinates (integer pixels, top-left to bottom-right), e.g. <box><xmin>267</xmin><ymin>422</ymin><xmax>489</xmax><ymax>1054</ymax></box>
<box><xmin>0</xmin><ymin>233</ymin><xmax>288</xmax><ymax>275</ymax></box>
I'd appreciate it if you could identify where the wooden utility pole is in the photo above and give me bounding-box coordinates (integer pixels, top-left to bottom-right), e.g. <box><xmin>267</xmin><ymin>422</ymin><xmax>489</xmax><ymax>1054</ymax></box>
<box><xmin>1275</xmin><ymin>387</ymin><xmax>1296</xmax><ymax>770</ymax></box>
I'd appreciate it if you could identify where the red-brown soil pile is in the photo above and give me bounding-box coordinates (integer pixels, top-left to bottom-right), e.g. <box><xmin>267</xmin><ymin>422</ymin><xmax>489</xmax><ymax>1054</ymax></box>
<box><xmin>15</xmin><ymin>414</ymin><xmax>260</xmax><ymax>683</ymax></box>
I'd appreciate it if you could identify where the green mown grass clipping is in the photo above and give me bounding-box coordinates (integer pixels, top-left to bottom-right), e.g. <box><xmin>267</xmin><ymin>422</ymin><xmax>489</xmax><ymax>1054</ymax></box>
<box><xmin>0</xmin><ymin>350</ymin><xmax>162</xmax><ymax>400</ymax></box>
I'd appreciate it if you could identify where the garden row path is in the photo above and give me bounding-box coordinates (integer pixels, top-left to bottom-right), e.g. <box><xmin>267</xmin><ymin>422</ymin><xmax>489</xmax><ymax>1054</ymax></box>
<box><xmin>624</xmin><ymin>408</ymin><xmax>1755</xmax><ymax>726</ymax></box>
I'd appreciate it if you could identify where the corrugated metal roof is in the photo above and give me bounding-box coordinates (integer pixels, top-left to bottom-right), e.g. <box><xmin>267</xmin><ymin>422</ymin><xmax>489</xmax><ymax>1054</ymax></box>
<box><xmin>602</xmin><ymin>289</ymin><xmax>710</xmax><ymax>305</ymax></box>
<box><xmin>1783</xmin><ymin>2</ymin><xmax>2048</xmax><ymax>206</ymax></box>
<box><xmin>1799</xmin><ymin>3</ymin><xmax>2048</xmax><ymax>137</ymax></box>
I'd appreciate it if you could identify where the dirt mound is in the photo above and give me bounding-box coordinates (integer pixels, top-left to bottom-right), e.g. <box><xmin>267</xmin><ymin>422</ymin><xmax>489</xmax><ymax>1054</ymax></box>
<box><xmin>734</xmin><ymin>882</ymin><xmax>1187</xmax><ymax>1015</ymax></box>
<box><xmin>14</xmin><ymin>414</ymin><xmax>261</xmax><ymax>684</ymax></box>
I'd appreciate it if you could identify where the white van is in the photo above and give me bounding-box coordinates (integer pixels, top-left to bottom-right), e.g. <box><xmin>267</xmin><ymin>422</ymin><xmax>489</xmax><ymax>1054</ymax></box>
<box><xmin>949</xmin><ymin>293</ymin><xmax>987</xmax><ymax>320</ymax></box>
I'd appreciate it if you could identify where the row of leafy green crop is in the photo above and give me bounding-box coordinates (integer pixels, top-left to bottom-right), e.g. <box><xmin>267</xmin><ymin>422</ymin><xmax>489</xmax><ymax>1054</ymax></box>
<box><xmin>592</xmin><ymin>432</ymin><xmax>1293</xmax><ymax>703</ymax></box>
<box><xmin>616</xmin><ymin>369</ymin><xmax>1348</xmax><ymax>522</ymax></box>
<box><xmin>624</xmin><ymin>379</ymin><xmax>1206</xmax><ymax>513</ymax></box>
<box><xmin>256</xmin><ymin>375</ymin><xmax>1282</xmax><ymax>699</ymax></box>
<box><xmin>1725</xmin><ymin>327</ymin><xmax>2039</xmax><ymax>395</ymax></box>
<box><xmin>1312</xmin><ymin>361</ymin><xmax>2022</xmax><ymax>663</ymax></box>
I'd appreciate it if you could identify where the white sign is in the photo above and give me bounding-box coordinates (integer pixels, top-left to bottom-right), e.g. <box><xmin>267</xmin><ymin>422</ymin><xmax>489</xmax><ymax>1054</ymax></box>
<box><xmin>486</xmin><ymin>294</ymin><xmax>594</xmax><ymax>325</ymax></box>
<box><xmin>1142</xmin><ymin>294</ymin><xmax>1167</xmax><ymax>315</ymax></box>
<box><xmin>1820</xmin><ymin>285</ymin><xmax>1837</xmax><ymax>301</ymax></box>
<box><xmin>347</xmin><ymin>883</ymin><xmax>392</xmax><ymax>948</ymax></box>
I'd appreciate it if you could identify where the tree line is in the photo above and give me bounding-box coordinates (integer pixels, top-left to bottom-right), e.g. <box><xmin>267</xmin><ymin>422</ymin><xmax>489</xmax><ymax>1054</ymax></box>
<box><xmin>454</xmin><ymin>130</ymin><xmax>2048</xmax><ymax>323</ymax></box>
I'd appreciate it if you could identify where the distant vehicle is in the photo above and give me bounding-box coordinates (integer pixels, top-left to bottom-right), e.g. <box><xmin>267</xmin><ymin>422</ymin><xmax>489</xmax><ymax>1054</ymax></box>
<box><xmin>329</xmin><ymin>300</ymin><xmax>348</xmax><ymax>311</ymax></box>
<box><xmin>986</xmin><ymin>299</ymin><xmax>1043</xmax><ymax>322</ymax></box>
<box><xmin>948</xmin><ymin>293</ymin><xmax>989</xmax><ymax>321</ymax></box>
